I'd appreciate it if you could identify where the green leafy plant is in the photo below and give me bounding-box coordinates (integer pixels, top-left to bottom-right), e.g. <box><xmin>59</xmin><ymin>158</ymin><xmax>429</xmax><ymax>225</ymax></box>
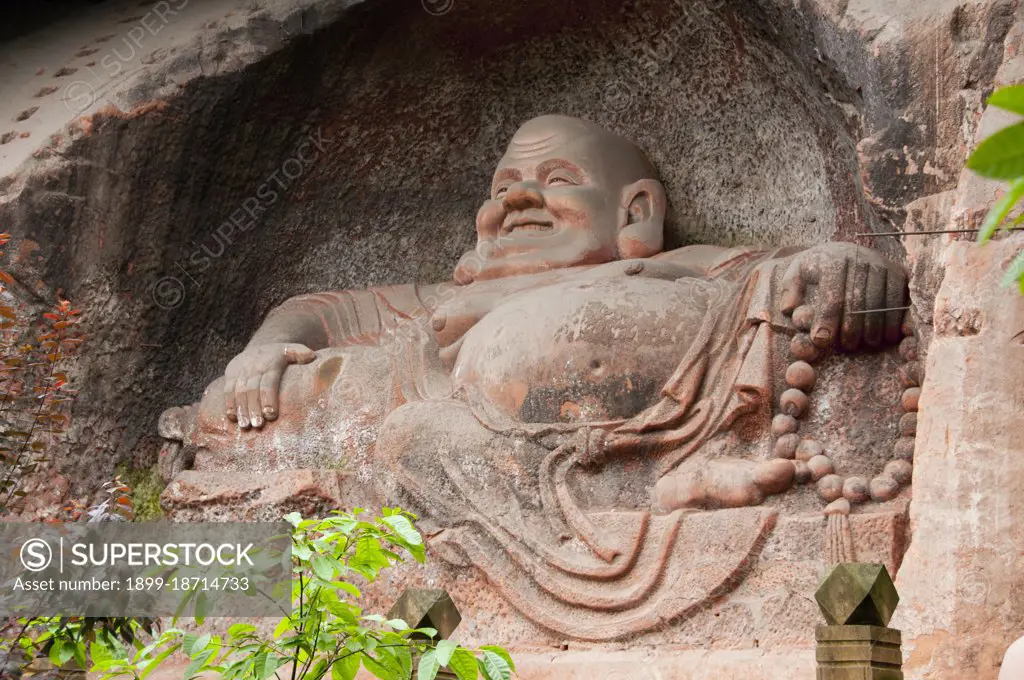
<box><xmin>0</xmin><ymin>480</ymin><xmax>152</xmax><ymax>678</ymax></box>
<box><xmin>966</xmin><ymin>84</ymin><xmax>1024</xmax><ymax>292</ymax></box>
<box><xmin>90</xmin><ymin>509</ymin><xmax>514</xmax><ymax>680</ymax></box>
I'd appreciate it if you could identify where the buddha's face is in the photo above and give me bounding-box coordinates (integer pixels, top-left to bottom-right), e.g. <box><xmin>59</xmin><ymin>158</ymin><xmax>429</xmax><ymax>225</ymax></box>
<box><xmin>454</xmin><ymin>117</ymin><xmax>659</xmax><ymax>283</ymax></box>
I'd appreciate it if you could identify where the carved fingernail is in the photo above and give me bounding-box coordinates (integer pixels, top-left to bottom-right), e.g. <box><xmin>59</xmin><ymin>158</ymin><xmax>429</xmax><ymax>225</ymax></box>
<box><xmin>237</xmin><ymin>408</ymin><xmax>250</xmax><ymax>429</ymax></box>
<box><xmin>624</xmin><ymin>261</ymin><xmax>644</xmax><ymax>276</ymax></box>
<box><xmin>432</xmin><ymin>314</ymin><xmax>447</xmax><ymax>332</ymax></box>
<box><xmin>814</xmin><ymin>328</ymin><xmax>832</xmax><ymax>343</ymax></box>
<box><xmin>251</xmin><ymin>414</ymin><xmax>263</xmax><ymax>428</ymax></box>
<box><xmin>263</xmin><ymin>406</ymin><xmax>276</xmax><ymax>419</ymax></box>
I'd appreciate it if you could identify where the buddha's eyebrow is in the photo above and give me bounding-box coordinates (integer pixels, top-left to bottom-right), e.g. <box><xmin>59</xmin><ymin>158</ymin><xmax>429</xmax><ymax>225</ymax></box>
<box><xmin>492</xmin><ymin>167</ymin><xmax>521</xmax><ymax>186</ymax></box>
<box><xmin>536</xmin><ymin>158</ymin><xmax>586</xmax><ymax>181</ymax></box>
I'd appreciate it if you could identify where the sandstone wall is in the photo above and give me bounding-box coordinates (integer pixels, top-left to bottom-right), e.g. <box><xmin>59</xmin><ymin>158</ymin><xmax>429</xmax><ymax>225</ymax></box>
<box><xmin>2</xmin><ymin>0</ymin><xmax>1011</xmax><ymax>491</ymax></box>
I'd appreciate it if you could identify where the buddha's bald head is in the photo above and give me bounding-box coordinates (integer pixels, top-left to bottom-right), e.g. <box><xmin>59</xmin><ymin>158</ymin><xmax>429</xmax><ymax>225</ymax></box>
<box><xmin>454</xmin><ymin>115</ymin><xmax>667</xmax><ymax>283</ymax></box>
<box><xmin>503</xmin><ymin>115</ymin><xmax>658</xmax><ymax>188</ymax></box>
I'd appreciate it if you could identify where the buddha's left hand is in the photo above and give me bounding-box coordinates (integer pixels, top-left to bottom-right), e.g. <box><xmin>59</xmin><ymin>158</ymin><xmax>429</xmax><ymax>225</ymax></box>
<box><xmin>780</xmin><ymin>243</ymin><xmax>908</xmax><ymax>351</ymax></box>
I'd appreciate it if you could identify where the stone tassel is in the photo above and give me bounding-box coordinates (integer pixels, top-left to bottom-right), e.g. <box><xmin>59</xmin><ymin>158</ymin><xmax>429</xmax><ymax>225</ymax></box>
<box><xmin>824</xmin><ymin>499</ymin><xmax>855</xmax><ymax>566</ymax></box>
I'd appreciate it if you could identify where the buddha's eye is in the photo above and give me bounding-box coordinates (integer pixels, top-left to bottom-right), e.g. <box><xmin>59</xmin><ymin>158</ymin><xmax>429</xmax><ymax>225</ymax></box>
<box><xmin>547</xmin><ymin>170</ymin><xmax>578</xmax><ymax>187</ymax></box>
<box><xmin>493</xmin><ymin>184</ymin><xmax>510</xmax><ymax>200</ymax></box>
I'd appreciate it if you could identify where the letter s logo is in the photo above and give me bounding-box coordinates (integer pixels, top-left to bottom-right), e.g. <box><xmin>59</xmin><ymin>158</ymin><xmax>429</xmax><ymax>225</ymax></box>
<box><xmin>20</xmin><ymin>539</ymin><xmax>52</xmax><ymax>572</ymax></box>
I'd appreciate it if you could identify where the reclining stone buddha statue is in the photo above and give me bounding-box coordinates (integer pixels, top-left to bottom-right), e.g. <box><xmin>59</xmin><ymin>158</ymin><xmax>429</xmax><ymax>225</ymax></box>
<box><xmin>159</xmin><ymin>115</ymin><xmax>919</xmax><ymax>640</ymax></box>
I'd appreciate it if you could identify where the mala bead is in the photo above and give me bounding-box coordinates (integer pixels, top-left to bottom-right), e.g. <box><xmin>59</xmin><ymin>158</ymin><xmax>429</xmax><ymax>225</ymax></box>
<box><xmin>899</xmin><ymin>336</ymin><xmax>918</xmax><ymax>361</ymax></box>
<box><xmin>785</xmin><ymin>361</ymin><xmax>816</xmax><ymax>391</ymax></box>
<box><xmin>900</xmin><ymin>362</ymin><xmax>921</xmax><ymax>388</ymax></box>
<box><xmin>869</xmin><ymin>475</ymin><xmax>900</xmax><ymax>501</ymax></box>
<box><xmin>792</xmin><ymin>305</ymin><xmax>814</xmax><ymax>331</ymax></box>
<box><xmin>796</xmin><ymin>438</ymin><xmax>823</xmax><ymax>462</ymax></box>
<box><xmin>842</xmin><ymin>476</ymin><xmax>870</xmax><ymax>504</ymax></box>
<box><xmin>773</xmin><ymin>433</ymin><xmax>800</xmax><ymax>459</ymax></box>
<box><xmin>772</xmin><ymin>414</ymin><xmax>798</xmax><ymax>436</ymax></box>
<box><xmin>790</xmin><ymin>333</ymin><xmax>822</xmax><ymax>363</ymax></box>
<box><xmin>780</xmin><ymin>388</ymin><xmax>809</xmax><ymax>417</ymax></box>
<box><xmin>899</xmin><ymin>412</ymin><xmax>917</xmax><ymax>437</ymax></box>
<box><xmin>885</xmin><ymin>460</ymin><xmax>913</xmax><ymax>485</ymax></box>
<box><xmin>902</xmin><ymin>387</ymin><xmax>921</xmax><ymax>412</ymax></box>
<box><xmin>807</xmin><ymin>454</ymin><xmax>834</xmax><ymax>481</ymax></box>
<box><xmin>793</xmin><ymin>461</ymin><xmax>812</xmax><ymax>485</ymax></box>
<box><xmin>754</xmin><ymin>459</ymin><xmax>796</xmax><ymax>494</ymax></box>
<box><xmin>817</xmin><ymin>474</ymin><xmax>844</xmax><ymax>502</ymax></box>
<box><xmin>893</xmin><ymin>437</ymin><xmax>915</xmax><ymax>461</ymax></box>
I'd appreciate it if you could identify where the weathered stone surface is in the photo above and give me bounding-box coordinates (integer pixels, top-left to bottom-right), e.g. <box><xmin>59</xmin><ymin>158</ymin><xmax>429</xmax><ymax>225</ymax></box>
<box><xmin>893</xmin><ymin>234</ymin><xmax>1024</xmax><ymax>679</ymax></box>
<box><xmin>0</xmin><ymin>0</ymin><xmax>1011</xmax><ymax>497</ymax></box>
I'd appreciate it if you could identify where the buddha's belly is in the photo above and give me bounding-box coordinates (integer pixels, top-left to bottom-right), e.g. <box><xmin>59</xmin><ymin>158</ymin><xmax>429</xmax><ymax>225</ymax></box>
<box><xmin>451</xmin><ymin>277</ymin><xmax>708</xmax><ymax>423</ymax></box>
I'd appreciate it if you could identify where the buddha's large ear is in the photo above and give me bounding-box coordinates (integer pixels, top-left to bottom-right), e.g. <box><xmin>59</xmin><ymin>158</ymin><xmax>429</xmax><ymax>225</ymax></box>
<box><xmin>617</xmin><ymin>179</ymin><xmax>666</xmax><ymax>259</ymax></box>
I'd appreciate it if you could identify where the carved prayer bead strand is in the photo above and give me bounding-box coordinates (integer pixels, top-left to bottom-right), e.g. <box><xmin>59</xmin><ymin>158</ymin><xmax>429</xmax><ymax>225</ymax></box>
<box><xmin>867</xmin><ymin>337</ymin><xmax>922</xmax><ymax>502</ymax></box>
<box><xmin>769</xmin><ymin>331</ymin><xmax>825</xmax><ymax>495</ymax></box>
<box><xmin>769</xmin><ymin>323</ymin><xmax>920</xmax><ymax>506</ymax></box>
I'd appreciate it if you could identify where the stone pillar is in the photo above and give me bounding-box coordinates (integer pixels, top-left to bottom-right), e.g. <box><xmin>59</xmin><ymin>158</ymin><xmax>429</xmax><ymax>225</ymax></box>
<box><xmin>389</xmin><ymin>588</ymin><xmax>462</xmax><ymax>680</ymax></box>
<box><xmin>815</xmin><ymin>563</ymin><xmax>904</xmax><ymax>680</ymax></box>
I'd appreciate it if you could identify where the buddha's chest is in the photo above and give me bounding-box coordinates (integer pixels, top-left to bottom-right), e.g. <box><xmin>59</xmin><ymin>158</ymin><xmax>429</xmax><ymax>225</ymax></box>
<box><xmin>451</xmin><ymin>276</ymin><xmax>707</xmax><ymax>423</ymax></box>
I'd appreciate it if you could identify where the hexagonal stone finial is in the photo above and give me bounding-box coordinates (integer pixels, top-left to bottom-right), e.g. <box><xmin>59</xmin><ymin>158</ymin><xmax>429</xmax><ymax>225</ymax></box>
<box><xmin>387</xmin><ymin>588</ymin><xmax>462</xmax><ymax>640</ymax></box>
<box><xmin>815</xmin><ymin>563</ymin><xmax>899</xmax><ymax>626</ymax></box>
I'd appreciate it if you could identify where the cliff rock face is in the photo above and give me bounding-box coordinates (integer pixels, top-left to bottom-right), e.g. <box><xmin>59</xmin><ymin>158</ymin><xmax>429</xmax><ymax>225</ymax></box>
<box><xmin>1</xmin><ymin>0</ymin><xmax>1022</xmax><ymax>678</ymax></box>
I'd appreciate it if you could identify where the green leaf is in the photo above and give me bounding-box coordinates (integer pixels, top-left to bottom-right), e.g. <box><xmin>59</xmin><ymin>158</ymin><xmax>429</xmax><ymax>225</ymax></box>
<box><xmin>479</xmin><ymin>651</ymin><xmax>511</xmax><ymax>680</ymax></box>
<box><xmin>309</xmin><ymin>658</ymin><xmax>330</xmax><ymax>680</ymax></box>
<box><xmin>139</xmin><ymin>642</ymin><xmax>182</xmax><ymax>680</ymax></box>
<box><xmin>382</xmin><ymin>515</ymin><xmax>423</xmax><ymax>546</ymax></box>
<box><xmin>189</xmin><ymin>634</ymin><xmax>211</xmax><ymax>658</ymax></box>
<box><xmin>284</xmin><ymin>512</ymin><xmax>304</xmax><ymax>527</ymax></box>
<box><xmin>988</xmin><ymin>85</ymin><xmax>1024</xmax><ymax>116</ymax></box>
<box><xmin>361</xmin><ymin>651</ymin><xmax>397</xmax><ymax>680</ymax></box>
<box><xmin>350</xmin><ymin>536</ymin><xmax>391</xmax><ymax>581</ymax></box>
<box><xmin>71</xmin><ymin>642</ymin><xmax>87</xmax><ymax>670</ymax></box>
<box><xmin>332</xmin><ymin>653</ymin><xmax>360</xmax><ymax>680</ymax></box>
<box><xmin>49</xmin><ymin>639</ymin><xmax>74</xmax><ymax>666</ymax></box>
<box><xmin>228</xmin><ymin>623</ymin><xmax>257</xmax><ymax>639</ymax></box>
<box><xmin>183</xmin><ymin>648</ymin><xmax>214</xmax><ymax>679</ymax></box>
<box><xmin>447</xmin><ymin>649</ymin><xmax>478</xmax><ymax>680</ymax></box>
<box><xmin>273</xmin><ymin>617</ymin><xmax>293</xmax><ymax>639</ymax></box>
<box><xmin>312</xmin><ymin>554</ymin><xmax>336</xmax><ymax>581</ymax></box>
<box><xmin>251</xmin><ymin>652</ymin><xmax>282</xmax><ymax>680</ymax></box>
<box><xmin>435</xmin><ymin>640</ymin><xmax>457</xmax><ymax>667</ymax></box>
<box><xmin>392</xmin><ymin>645</ymin><xmax>412</xmax><ymax>680</ymax></box>
<box><xmin>417</xmin><ymin>650</ymin><xmax>440</xmax><ymax>680</ymax></box>
<box><xmin>978</xmin><ymin>177</ymin><xmax>1024</xmax><ymax>242</ymax></box>
<box><xmin>479</xmin><ymin>647</ymin><xmax>514</xmax><ymax>672</ymax></box>
<box><xmin>967</xmin><ymin>122</ymin><xmax>1024</xmax><ymax>180</ymax></box>
<box><xmin>1003</xmin><ymin>250</ymin><xmax>1024</xmax><ymax>290</ymax></box>
<box><xmin>292</xmin><ymin>543</ymin><xmax>313</xmax><ymax>561</ymax></box>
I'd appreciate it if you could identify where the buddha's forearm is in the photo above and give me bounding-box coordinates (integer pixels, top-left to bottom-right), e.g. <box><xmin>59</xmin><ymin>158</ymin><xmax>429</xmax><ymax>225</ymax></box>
<box><xmin>245</xmin><ymin>284</ymin><xmax>443</xmax><ymax>352</ymax></box>
<box><xmin>245</xmin><ymin>299</ymin><xmax>332</xmax><ymax>350</ymax></box>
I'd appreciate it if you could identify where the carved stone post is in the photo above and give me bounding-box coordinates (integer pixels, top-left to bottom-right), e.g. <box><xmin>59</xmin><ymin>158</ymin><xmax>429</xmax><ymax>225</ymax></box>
<box><xmin>388</xmin><ymin>588</ymin><xmax>462</xmax><ymax>680</ymax></box>
<box><xmin>814</xmin><ymin>563</ymin><xmax>904</xmax><ymax>680</ymax></box>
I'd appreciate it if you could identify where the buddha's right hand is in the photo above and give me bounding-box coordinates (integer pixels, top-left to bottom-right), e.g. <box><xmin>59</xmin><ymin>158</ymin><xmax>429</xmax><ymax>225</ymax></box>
<box><xmin>223</xmin><ymin>343</ymin><xmax>316</xmax><ymax>429</ymax></box>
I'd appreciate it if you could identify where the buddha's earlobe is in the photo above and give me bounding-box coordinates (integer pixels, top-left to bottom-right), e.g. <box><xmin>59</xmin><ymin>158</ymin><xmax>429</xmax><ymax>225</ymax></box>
<box><xmin>617</xmin><ymin>179</ymin><xmax>666</xmax><ymax>259</ymax></box>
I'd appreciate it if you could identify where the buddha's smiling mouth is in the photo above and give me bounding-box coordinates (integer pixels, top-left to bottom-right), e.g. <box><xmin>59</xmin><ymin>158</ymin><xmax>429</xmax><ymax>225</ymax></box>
<box><xmin>501</xmin><ymin>213</ymin><xmax>555</xmax><ymax>236</ymax></box>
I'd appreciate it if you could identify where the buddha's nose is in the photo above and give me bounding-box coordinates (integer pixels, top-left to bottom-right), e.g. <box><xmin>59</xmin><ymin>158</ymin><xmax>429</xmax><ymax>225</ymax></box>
<box><xmin>502</xmin><ymin>181</ymin><xmax>544</xmax><ymax>211</ymax></box>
